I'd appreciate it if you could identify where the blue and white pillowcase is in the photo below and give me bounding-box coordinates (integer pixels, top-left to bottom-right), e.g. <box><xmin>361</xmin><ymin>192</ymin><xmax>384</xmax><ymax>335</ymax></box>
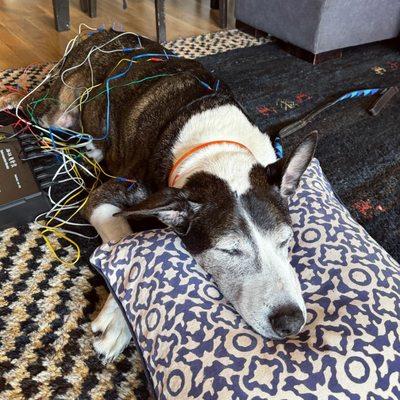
<box><xmin>91</xmin><ymin>159</ymin><xmax>400</xmax><ymax>400</ymax></box>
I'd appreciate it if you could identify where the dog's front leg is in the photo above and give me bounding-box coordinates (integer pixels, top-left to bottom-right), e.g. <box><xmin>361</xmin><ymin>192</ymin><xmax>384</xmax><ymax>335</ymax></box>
<box><xmin>90</xmin><ymin>203</ymin><xmax>133</xmax><ymax>363</ymax></box>
<box><xmin>86</xmin><ymin>180</ymin><xmax>148</xmax><ymax>362</ymax></box>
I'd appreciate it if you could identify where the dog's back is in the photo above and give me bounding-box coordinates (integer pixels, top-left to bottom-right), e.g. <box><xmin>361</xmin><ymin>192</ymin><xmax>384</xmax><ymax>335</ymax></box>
<box><xmin>81</xmin><ymin>35</ymin><xmax>233</xmax><ymax>186</ymax></box>
<box><xmin>31</xmin><ymin>31</ymin><xmax>235</xmax><ymax>189</ymax></box>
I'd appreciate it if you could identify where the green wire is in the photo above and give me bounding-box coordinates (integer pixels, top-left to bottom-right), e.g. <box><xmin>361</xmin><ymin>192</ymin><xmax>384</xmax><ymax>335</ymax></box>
<box><xmin>27</xmin><ymin>90</ymin><xmax>59</xmax><ymax>124</ymax></box>
<box><xmin>82</xmin><ymin>73</ymin><xmax>175</xmax><ymax>105</ymax></box>
<box><xmin>24</xmin><ymin>73</ymin><xmax>175</xmax><ymax>139</ymax></box>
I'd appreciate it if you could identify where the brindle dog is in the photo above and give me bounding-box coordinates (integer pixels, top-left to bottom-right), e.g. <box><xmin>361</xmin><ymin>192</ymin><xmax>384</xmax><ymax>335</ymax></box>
<box><xmin>19</xmin><ymin>31</ymin><xmax>317</xmax><ymax>361</ymax></box>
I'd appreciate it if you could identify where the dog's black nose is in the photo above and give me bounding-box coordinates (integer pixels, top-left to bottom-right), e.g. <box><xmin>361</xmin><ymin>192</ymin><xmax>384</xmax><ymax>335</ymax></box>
<box><xmin>269</xmin><ymin>305</ymin><xmax>304</xmax><ymax>338</ymax></box>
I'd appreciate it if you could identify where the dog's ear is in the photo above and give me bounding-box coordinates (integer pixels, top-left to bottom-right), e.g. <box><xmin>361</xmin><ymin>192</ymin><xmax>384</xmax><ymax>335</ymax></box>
<box><xmin>266</xmin><ymin>131</ymin><xmax>317</xmax><ymax>197</ymax></box>
<box><xmin>115</xmin><ymin>188</ymin><xmax>201</xmax><ymax>235</ymax></box>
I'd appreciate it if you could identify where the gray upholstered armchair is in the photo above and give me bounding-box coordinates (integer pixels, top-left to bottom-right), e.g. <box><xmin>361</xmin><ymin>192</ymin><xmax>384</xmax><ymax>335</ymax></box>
<box><xmin>235</xmin><ymin>0</ymin><xmax>400</xmax><ymax>63</ymax></box>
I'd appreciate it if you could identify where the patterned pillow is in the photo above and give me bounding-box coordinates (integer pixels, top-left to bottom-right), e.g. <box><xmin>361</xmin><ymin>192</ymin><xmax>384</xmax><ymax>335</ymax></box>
<box><xmin>91</xmin><ymin>159</ymin><xmax>400</xmax><ymax>400</ymax></box>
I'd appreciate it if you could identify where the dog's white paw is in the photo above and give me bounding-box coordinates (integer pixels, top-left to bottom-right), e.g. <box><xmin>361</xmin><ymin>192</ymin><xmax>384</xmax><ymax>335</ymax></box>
<box><xmin>85</xmin><ymin>142</ymin><xmax>104</xmax><ymax>162</ymax></box>
<box><xmin>92</xmin><ymin>295</ymin><xmax>132</xmax><ymax>363</ymax></box>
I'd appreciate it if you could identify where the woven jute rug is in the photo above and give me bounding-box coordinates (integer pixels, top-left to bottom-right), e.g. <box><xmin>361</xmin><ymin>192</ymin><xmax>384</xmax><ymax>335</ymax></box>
<box><xmin>0</xmin><ymin>29</ymin><xmax>269</xmax><ymax>400</ymax></box>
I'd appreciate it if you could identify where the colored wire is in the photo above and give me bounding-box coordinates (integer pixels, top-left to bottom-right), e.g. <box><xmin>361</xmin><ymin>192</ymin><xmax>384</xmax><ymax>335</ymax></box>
<box><xmin>60</xmin><ymin>31</ymin><xmax>143</xmax><ymax>90</ymax></box>
<box><xmin>279</xmin><ymin>88</ymin><xmax>384</xmax><ymax>138</ymax></box>
<box><xmin>9</xmin><ymin>26</ymin><xmax>219</xmax><ymax>265</ymax></box>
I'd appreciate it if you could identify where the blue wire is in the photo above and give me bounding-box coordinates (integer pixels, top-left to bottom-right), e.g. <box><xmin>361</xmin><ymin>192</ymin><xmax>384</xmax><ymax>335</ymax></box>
<box><xmin>127</xmin><ymin>181</ymin><xmax>137</xmax><ymax>190</ymax></box>
<box><xmin>48</xmin><ymin>126</ymin><xmax>56</xmax><ymax>148</ymax></box>
<box><xmin>114</xmin><ymin>176</ymin><xmax>137</xmax><ymax>190</ymax></box>
<box><xmin>279</xmin><ymin>87</ymin><xmax>384</xmax><ymax>138</ymax></box>
<box><xmin>48</xmin><ymin>52</ymin><xmax>217</xmax><ymax>143</ymax></box>
<box><xmin>48</xmin><ymin>125</ymin><xmax>93</xmax><ymax>142</ymax></box>
<box><xmin>130</xmin><ymin>53</ymin><xmax>179</xmax><ymax>60</ymax></box>
<box><xmin>97</xmin><ymin>52</ymin><xmax>207</xmax><ymax>141</ymax></box>
<box><xmin>337</xmin><ymin>88</ymin><xmax>381</xmax><ymax>102</ymax></box>
<box><xmin>273</xmin><ymin>136</ymin><xmax>284</xmax><ymax>159</ymax></box>
<box><xmin>99</xmin><ymin>61</ymin><xmax>134</xmax><ymax>141</ymax></box>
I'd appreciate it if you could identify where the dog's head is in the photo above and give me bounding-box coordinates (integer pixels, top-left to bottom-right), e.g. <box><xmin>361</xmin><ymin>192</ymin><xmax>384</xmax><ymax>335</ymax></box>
<box><xmin>119</xmin><ymin>133</ymin><xmax>317</xmax><ymax>339</ymax></box>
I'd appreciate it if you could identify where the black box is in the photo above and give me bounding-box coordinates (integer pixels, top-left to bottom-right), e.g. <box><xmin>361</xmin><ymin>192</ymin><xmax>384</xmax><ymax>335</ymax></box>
<box><xmin>0</xmin><ymin>124</ymin><xmax>50</xmax><ymax>230</ymax></box>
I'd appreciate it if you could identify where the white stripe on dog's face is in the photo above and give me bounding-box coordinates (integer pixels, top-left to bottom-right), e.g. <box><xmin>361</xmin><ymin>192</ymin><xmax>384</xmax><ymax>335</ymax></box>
<box><xmin>239</xmin><ymin>209</ymin><xmax>306</xmax><ymax>334</ymax></box>
<box><xmin>194</xmin><ymin>201</ymin><xmax>306</xmax><ymax>339</ymax></box>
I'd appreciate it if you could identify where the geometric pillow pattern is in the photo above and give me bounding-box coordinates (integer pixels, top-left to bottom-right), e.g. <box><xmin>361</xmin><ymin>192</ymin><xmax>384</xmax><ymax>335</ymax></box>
<box><xmin>91</xmin><ymin>159</ymin><xmax>400</xmax><ymax>399</ymax></box>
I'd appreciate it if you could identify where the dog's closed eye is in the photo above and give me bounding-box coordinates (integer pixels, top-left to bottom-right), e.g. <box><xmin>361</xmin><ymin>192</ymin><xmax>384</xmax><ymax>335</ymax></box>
<box><xmin>216</xmin><ymin>247</ymin><xmax>243</xmax><ymax>256</ymax></box>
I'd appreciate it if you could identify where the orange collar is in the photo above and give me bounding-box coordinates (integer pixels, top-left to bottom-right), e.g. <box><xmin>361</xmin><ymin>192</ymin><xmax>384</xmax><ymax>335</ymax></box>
<box><xmin>168</xmin><ymin>140</ymin><xmax>254</xmax><ymax>187</ymax></box>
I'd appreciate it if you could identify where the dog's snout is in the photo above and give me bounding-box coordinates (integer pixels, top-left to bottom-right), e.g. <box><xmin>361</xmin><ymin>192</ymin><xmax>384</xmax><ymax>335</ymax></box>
<box><xmin>269</xmin><ymin>305</ymin><xmax>304</xmax><ymax>338</ymax></box>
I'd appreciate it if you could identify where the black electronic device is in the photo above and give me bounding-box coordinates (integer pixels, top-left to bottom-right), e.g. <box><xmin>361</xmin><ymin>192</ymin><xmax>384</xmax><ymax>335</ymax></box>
<box><xmin>0</xmin><ymin>123</ymin><xmax>51</xmax><ymax>229</ymax></box>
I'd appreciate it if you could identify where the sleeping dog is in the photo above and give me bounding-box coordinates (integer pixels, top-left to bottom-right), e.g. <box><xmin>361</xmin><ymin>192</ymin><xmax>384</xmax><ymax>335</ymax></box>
<box><xmin>22</xmin><ymin>31</ymin><xmax>316</xmax><ymax>361</ymax></box>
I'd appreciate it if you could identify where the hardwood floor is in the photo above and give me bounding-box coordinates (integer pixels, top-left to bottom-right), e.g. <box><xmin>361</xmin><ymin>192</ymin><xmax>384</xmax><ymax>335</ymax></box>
<box><xmin>0</xmin><ymin>0</ymin><xmax>234</xmax><ymax>69</ymax></box>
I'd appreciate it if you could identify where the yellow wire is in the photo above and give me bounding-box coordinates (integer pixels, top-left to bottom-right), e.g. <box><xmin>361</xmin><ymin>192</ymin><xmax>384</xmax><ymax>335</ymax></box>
<box><xmin>41</xmin><ymin>228</ymin><xmax>81</xmax><ymax>266</ymax></box>
<box><xmin>34</xmin><ymin>56</ymin><xmax>141</xmax><ymax>265</ymax></box>
<box><xmin>38</xmin><ymin>150</ymin><xmax>91</xmax><ymax>264</ymax></box>
<box><xmin>66</xmin><ymin>58</ymin><xmax>136</xmax><ymax>116</ymax></box>
<box><xmin>79</xmin><ymin>83</ymin><xmax>101</xmax><ymax>112</ymax></box>
<box><xmin>108</xmin><ymin>58</ymin><xmax>137</xmax><ymax>75</ymax></box>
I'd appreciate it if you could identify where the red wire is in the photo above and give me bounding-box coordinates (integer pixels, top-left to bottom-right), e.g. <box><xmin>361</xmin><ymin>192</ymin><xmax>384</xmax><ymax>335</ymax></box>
<box><xmin>3</xmin><ymin>85</ymin><xmax>28</xmax><ymax>94</ymax></box>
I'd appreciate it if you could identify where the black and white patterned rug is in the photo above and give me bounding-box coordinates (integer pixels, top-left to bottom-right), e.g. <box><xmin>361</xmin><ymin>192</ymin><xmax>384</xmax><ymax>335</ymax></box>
<box><xmin>0</xmin><ymin>29</ymin><xmax>269</xmax><ymax>400</ymax></box>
